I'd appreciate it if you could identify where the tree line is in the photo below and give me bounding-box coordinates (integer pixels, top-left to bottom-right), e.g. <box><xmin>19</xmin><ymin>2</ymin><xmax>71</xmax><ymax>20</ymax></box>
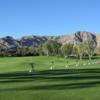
<box><xmin>0</xmin><ymin>39</ymin><xmax>100</xmax><ymax>60</ymax></box>
<box><xmin>42</xmin><ymin>39</ymin><xmax>98</xmax><ymax>60</ymax></box>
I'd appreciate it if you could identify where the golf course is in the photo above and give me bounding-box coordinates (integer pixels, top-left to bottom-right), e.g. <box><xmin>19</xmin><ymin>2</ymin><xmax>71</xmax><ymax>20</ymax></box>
<box><xmin>0</xmin><ymin>56</ymin><xmax>100</xmax><ymax>100</ymax></box>
<box><xmin>1</xmin><ymin>0</ymin><xmax>100</xmax><ymax>100</ymax></box>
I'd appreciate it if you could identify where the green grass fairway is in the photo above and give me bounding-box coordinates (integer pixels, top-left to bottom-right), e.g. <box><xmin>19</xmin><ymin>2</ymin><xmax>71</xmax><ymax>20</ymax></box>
<box><xmin>0</xmin><ymin>56</ymin><xmax>100</xmax><ymax>100</ymax></box>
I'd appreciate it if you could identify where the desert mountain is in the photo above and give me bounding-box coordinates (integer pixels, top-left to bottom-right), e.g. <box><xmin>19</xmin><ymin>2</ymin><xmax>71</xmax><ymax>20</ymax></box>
<box><xmin>0</xmin><ymin>31</ymin><xmax>100</xmax><ymax>50</ymax></box>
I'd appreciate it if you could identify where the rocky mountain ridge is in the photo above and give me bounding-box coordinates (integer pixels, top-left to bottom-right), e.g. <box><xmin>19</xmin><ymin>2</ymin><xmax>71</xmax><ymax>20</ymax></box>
<box><xmin>0</xmin><ymin>31</ymin><xmax>100</xmax><ymax>51</ymax></box>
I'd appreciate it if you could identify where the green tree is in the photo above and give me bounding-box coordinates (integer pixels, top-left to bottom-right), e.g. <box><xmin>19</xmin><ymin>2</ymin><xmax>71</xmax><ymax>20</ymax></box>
<box><xmin>18</xmin><ymin>46</ymin><xmax>29</xmax><ymax>56</ymax></box>
<box><xmin>74</xmin><ymin>43</ymin><xmax>85</xmax><ymax>60</ymax></box>
<box><xmin>0</xmin><ymin>40</ymin><xmax>8</xmax><ymax>56</ymax></box>
<box><xmin>42</xmin><ymin>40</ymin><xmax>60</xmax><ymax>56</ymax></box>
<box><xmin>60</xmin><ymin>44</ymin><xmax>73</xmax><ymax>58</ymax></box>
<box><xmin>84</xmin><ymin>39</ymin><xmax>96</xmax><ymax>60</ymax></box>
<box><xmin>95</xmin><ymin>47</ymin><xmax>100</xmax><ymax>56</ymax></box>
<box><xmin>37</xmin><ymin>45</ymin><xmax>44</xmax><ymax>56</ymax></box>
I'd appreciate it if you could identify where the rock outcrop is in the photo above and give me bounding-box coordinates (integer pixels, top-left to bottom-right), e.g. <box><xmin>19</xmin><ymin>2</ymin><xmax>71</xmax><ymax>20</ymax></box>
<box><xmin>51</xmin><ymin>31</ymin><xmax>97</xmax><ymax>47</ymax></box>
<box><xmin>19</xmin><ymin>35</ymin><xmax>48</xmax><ymax>47</ymax></box>
<box><xmin>73</xmin><ymin>31</ymin><xmax>97</xmax><ymax>47</ymax></box>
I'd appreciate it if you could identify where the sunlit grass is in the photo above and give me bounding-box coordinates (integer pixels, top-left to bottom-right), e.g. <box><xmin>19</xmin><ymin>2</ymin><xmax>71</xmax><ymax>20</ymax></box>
<box><xmin>0</xmin><ymin>56</ymin><xmax>100</xmax><ymax>100</ymax></box>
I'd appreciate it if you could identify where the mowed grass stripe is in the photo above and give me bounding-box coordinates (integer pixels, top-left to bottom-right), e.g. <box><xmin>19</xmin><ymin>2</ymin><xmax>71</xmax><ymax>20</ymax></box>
<box><xmin>0</xmin><ymin>56</ymin><xmax>100</xmax><ymax>100</ymax></box>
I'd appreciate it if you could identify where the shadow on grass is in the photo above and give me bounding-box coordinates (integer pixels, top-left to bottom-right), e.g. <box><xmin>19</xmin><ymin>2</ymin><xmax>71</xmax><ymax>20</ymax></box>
<box><xmin>2</xmin><ymin>80</ymin><xmax>100</xmax><ymax>91</ymax></box>
<box><xmin>0</xmin><ymin>68</ymin><xmax>100</xmax><ymax>91</ymax></box>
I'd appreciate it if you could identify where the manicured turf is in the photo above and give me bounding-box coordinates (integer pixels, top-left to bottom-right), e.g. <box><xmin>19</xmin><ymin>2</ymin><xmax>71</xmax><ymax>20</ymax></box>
<box><xmin>0</xmin><ymin>56</ymin><xmax>100</xmax><ymax>100</ymax></box>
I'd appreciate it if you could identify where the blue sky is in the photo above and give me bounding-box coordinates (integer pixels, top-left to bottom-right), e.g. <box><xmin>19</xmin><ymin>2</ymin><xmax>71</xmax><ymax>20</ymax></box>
<box><xmin>0</xmin><ymin>0</ymin><xmax>100</xmax><ymax>38</ymax></box>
